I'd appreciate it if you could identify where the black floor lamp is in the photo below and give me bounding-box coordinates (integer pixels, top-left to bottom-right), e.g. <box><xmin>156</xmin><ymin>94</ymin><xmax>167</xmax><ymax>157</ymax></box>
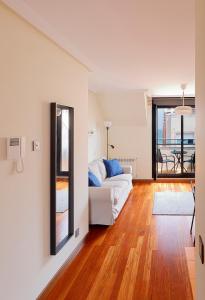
<box><xmin>104</xmin><ymin>121</ymin><xmax>115</xmax><ymax>159</ymax></box>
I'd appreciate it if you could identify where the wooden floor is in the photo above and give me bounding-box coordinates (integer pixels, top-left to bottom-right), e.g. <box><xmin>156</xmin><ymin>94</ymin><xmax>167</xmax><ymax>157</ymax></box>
<box><xmin>185</xmin><ymin>247</ymin><xmax>196</xmax><ymax>299</ymax></box>
<box><xmin>40</xmin><ymin>182</ymin><xmax>195</xmax><ymax>300</ymax></box>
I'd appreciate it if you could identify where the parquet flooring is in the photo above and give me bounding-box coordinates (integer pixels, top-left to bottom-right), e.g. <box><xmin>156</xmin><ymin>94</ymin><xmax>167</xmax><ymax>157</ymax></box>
<box><xmin>39</xmin><ymin>182</ymin><xmax>194</xmax><ymax>300</ymax></box>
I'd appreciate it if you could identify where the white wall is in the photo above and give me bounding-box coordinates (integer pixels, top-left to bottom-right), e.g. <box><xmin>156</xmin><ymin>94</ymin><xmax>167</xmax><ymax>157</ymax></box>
<box><xmin>88</xmin><ymin>91</ymin><xmax>106</xmax><ymax>162</ymax></box>
<box><xmin>196</xmin><ymin>1</ymin><xmax>205</xmax><ymax>299</ymax></box>
<box><xmin>0</xmin><ymin>3</ymin><xmax>88</xmax><ymax>300</ymax></box>
<box><xmin>99</xmin><ymin>91</ymin><xmax>152</xmax><ymax>179</ymax></box>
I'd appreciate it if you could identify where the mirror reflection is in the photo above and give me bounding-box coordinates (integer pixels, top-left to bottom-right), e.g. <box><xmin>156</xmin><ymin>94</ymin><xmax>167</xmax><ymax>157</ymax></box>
<box><xmin>56</xmin><ymin>107</ymin><xmax>69</xmax><ymax>246</ymax></box>
<box><xmin>56</xmin><ymin>178</ymin><xmax>69</xmax><ymax>246</ymax></box>
<box><xmin>50</xmin><ymin>103</ymin><xmax>74</xmax><ymax>255</ymax></box>
<box><xmin>58</xmin><ymin>108</ymin><xmax>69</xmax><ymax>173</ymax></box>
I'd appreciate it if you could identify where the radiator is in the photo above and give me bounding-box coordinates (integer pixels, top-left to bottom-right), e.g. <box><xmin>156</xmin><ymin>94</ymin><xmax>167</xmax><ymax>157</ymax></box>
<box><xmin>114</xmin><ymin>157</ymin><xmax>137</xmax><ymax>178</ymax></box>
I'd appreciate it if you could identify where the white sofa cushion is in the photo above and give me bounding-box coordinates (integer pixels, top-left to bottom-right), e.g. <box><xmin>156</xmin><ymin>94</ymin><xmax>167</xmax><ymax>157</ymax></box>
<box><xmin>113</xmin><ymin>187</ymin><xmax>123</xmax><ymax>205</ymax></box>
<box><xmin>104</xmin><ymin>173</ymin><xmax>132</xmax><ymax>184</ymax></box>
<box><xmin>102</xmin><ymin>180</ymin><xmax>128</xmax><ymax>205</ymax></box>
<box><xmin>102</xmin><ymin>180</ymin><xmax>128</xmax><ymax>189</ymax></box>
<box><xmin>88</xmin><ymin>161</ymin><xmax>103</xmax><ymax>184</ymax></box>
<box><xmin>98</xmin><ymin>159</ymin><xmax>107</xmax><ymax>180</ymax></box>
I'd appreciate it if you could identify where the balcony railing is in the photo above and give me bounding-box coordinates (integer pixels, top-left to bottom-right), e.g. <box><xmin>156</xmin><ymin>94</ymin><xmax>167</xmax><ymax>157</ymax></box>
<box><xmin>157</xmin><ymin>138</ymin><xmax>195</xmax><ymax>145</ymax></box>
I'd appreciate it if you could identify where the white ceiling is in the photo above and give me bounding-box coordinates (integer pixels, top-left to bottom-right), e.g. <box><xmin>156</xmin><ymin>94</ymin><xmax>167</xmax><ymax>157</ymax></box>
<box><xmin>3</xmin><ymin>0</ymin><xmax>195</xmax><ymax>95</ymax></box>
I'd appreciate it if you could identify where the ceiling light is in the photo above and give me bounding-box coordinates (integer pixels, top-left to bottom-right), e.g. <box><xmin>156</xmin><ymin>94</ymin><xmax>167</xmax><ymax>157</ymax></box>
<box><xmin>174</xmin><ymin>84</ymin><xmax>192</xmax><ymax>115</ymax></box>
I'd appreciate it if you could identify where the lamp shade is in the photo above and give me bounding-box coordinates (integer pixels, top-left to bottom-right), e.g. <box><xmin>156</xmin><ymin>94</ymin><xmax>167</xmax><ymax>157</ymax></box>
<box><xmin>175</xmin><ymin>105</ymin><xmax>192</xmax><ymax>115</ymax></box>
<box><xmin>104</xmin><ymin>121</ymin><xmax>112</xmax><ymax>128</ymax></box>
<box><xmin>174</xmin><ymin>83</ymin><xmax>193</xmax><ymax>116</ymax></box>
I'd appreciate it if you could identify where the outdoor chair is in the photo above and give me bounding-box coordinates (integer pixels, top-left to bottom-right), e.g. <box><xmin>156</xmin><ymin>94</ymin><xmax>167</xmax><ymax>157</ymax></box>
<box><xmin>183</xmin><ymin>152</ymin><xmax>195</xmax><ymax>172</ymax></box>
<box><xmin>156</xmin><ymin>149</ymin><xmax>176</xmax><ymax>173</ymax></box>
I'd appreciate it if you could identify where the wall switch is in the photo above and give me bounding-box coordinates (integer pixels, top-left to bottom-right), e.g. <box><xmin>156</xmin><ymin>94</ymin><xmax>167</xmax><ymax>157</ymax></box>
<box><xmin>199</xmin><ymin>235</ymin><xmax>204</xmax><ymax>264</ymax></box>
<box><xmin>32</xmin><ymin>140</ymin><xmax>40</xmax><ymax>151</ymax></box>
<box><xmin>75</xmin><ymin>228</ymin><xmax>80</xmax><ymax>238</ymax></box>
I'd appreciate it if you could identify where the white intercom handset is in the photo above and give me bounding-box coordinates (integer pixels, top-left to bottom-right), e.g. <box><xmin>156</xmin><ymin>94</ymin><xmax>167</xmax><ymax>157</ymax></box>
<box><xmin>7</xmin><ymin>137</ymin><xmax>25</xmax><ymax>173</ymax></box>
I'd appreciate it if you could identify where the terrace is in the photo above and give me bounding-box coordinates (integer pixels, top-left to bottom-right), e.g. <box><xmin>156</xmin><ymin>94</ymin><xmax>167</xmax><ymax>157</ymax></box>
<box><xmin>157</xmin><ymin>139</ymin><xmax>195</xmax><ymax>176</ymax></box>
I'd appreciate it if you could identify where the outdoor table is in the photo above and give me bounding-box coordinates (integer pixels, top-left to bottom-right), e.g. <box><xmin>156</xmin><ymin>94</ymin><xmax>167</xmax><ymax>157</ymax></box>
<box><xmin>171</xmin><ymin>149</ymin><xmax>187</xmax><ymax>172</ymax></box>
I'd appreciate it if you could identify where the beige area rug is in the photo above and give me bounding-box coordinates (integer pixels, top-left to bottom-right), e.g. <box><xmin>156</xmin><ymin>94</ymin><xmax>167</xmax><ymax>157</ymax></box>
<box><xmin>153</xmin><ymin>191</ymin><xmax>194</xmax><ymax>215</ymax></box>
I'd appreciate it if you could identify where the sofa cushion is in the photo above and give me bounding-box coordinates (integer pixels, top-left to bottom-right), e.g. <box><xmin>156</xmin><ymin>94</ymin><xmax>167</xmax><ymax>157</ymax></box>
<box><xmin>102</xmin><ymin>180</ymin><xmax>128</xmax><ymax>189</ymax></box>
<box><xmin>98</xmin><ymin>160</ymin><xmax>107</xmax><ymax>180</ymax></box>
<box><xmin>88</xmin><ymin>161</ymin><xmax>103</xmax><ymax>184</ymax></box>
<box><xmin>88</xmin><ymin>171</ymin><xmax>102</xmax><ymax>187</ymax></box>
<box><xmin>113</xmin><ymin>187</ymin><xmax>122</xmax><ymax>205</ymax></box>
<box><xmin>105</xmin><ymin>173</ymin><xmax>132</xmax><ymax>184</ymax></box>
<box><xmin>102</xmin><ymin>180</ymin><xmax>128</xmax><ymax>205</ymax></box>
<box><xmin>103</xmin><ymin>159</ymin><xmax>123</xmax><ymax>177</ymax></box>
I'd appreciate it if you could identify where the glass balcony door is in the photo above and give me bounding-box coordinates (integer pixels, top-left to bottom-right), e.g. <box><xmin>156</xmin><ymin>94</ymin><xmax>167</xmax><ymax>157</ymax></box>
<box><xmin>154</xmin><ymin>107</ymin><xmax>195</xmax><ymax>178</ymax></box>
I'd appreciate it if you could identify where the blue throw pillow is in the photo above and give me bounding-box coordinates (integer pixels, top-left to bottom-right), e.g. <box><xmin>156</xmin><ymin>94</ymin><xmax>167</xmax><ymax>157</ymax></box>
<box><xmin>88</xmin><ymin>171</ymin><xmax>101</xmax><ymax>187</ymax></box>
<box><xmin>103</xmin><ymin>159</ymin><xmax>123</xmax><ymax>177</ymax></box>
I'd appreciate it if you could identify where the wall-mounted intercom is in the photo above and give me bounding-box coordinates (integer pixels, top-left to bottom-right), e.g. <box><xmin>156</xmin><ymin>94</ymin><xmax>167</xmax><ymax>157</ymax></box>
<box><xmin>7</xmin><ymin>137</ymin><xmax>26</xmax><ymax>173</ymax></box>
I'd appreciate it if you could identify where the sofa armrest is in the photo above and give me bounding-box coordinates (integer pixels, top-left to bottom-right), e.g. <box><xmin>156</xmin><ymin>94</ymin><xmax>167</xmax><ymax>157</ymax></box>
<box><xmin>89</xmin><ymin>187</ymin><xmax>115</xmax><ymax>225</ymax></box>
<box><xmin>89</xmin><ymin>187</ymin><xmax>114</xmax><ymax>204</ymax></box>
<box><xmin>122</xmin><ymin>165</ymin><xmax>132</xmax><ymax>175</ymax></box>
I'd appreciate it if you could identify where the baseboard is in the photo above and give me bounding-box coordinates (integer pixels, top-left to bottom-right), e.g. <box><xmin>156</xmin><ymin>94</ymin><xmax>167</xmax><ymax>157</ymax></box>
<box><xmin>132</xmin><ymin>179</ymin><xmax>153</xmax><ymax>183</ymax></box>
<box><xmin>156</xmin><ymin>178</ymin><xmax>195</xmax><ymax>183</ymax></box>
<box><xmin>133</xmin><ymin>178</ymin><xmax>195</xmax><ymax>183</ymax></box>
<box><xmin>37</xmin><ymin>233</ymin><xmax>89</xmax><ymax>299</ymax></box>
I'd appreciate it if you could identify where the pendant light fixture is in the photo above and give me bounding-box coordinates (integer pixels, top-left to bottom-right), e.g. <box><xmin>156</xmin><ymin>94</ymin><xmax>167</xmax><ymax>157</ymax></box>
<box><xmin>174</xmin><ymin>84</ymin><xmax>192</xmax><ymax>115</ymax></box>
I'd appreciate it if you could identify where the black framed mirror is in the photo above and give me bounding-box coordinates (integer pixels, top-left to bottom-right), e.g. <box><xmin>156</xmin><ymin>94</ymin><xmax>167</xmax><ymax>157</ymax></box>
<box><xmin>50</xmin><ymin>103</ymin><xmax>74</xmax><ymax>255</ymax></box>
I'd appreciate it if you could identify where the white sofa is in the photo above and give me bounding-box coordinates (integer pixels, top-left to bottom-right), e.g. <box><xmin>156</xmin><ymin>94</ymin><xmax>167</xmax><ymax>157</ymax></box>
<box><xmin>88</xmin><ymin>158</ymin><xmax>133</xmax><ymax>225</ymax></box>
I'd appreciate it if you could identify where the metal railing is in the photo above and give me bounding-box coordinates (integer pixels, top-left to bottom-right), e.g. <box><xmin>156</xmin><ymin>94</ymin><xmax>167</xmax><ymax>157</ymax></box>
<box><xmin>157</xmin><ymin>138</ymin><xmax>195</xmax><ymax>145</ymax></box>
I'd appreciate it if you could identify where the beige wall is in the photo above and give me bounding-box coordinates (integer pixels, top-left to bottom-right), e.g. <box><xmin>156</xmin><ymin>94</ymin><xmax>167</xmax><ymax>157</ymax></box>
<box><xmin>196</xmin><ymin>1</ymin><xmax>205</xmax><ymax>299</ymax></box>
<box><xmin>99</xmin><ymin>91</ymin><xmax>152</xmax><ymax>179</ymax></box>
<box><xmin>88</xmin><ymin>91</ymin><xmax>106</xmax><ymax>162</ymax></box>
<box><xmin>109</xmin><ymin>124</ymin><xmax>152</xmax><ymax>179</ymax></box>
<box><xmin>0</xmin><ymin>3</ymin><xmax>88</xmax><ymax>299</ymax></box>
